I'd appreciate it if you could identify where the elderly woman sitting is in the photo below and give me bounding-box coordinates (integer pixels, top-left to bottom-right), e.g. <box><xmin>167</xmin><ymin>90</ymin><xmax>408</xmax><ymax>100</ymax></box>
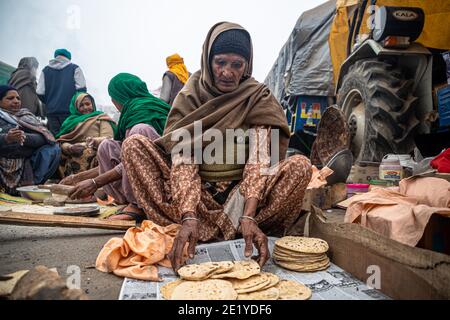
<box><xmin>55</xmin><ymin>92</ymin><xmax>116</xmax><ymax>178</ymax></box>
<box><xmin>0</xmin><ymin>85</ymin><xmax>60</xmax><ymax>195</ymax></box>
<box><xmin>116</xmin><ymin>22</ymin><xmax>312</xmax><ymax>272</ymax></box>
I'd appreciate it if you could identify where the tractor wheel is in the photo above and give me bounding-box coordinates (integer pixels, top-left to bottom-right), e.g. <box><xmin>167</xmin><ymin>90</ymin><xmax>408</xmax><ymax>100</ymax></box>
<box><xmin>337</xmin><ymin>59</ymin><xmax>420</xmax><ymax>162</ymax></box>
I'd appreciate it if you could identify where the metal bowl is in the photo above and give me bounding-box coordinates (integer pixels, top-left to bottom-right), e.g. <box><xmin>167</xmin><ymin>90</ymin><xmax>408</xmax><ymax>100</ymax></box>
<box><xmin>16</xmin><ymin>186</ymin><xmax>52</xmax><ymax>202</ymax></box>
<box><xmin>325</xmin><ymin>149</ymin><xmax>354</xmax><ymax>185</ymax></box>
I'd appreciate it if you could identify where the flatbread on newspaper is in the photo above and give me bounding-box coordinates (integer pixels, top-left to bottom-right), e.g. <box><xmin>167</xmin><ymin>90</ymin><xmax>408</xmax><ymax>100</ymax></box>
<box><xmin>229</xmin><ymin>273</ymin><xmax>270</xmax><ymax>293</ymax></box>
<box><xmin>160</xmin><ymin>279</ymin><xmax>184</xmax><ymax>300</ymax></box>
<box><xmin>275</xmin><ymin>279</ymin><xmax>312</xmax><ymax>300</ymax></box>
<box><xmin>275</xmin><ymin>236</ymin><xmax>329</xmax><ymax>254</ymax></box>
<box><xmin>211</xmin><ymin>260</ymin><xmax>260</xmax><ymax>280</ymax></box>
<box><xmin>171</xmin><ymin>279</ymin><xmax>238</xmax><ymax>300</ymax></box>
<box><xmin>237</xmin><ymin>287</ymin><xmax>280</xmax><ymax>300</ymax></box>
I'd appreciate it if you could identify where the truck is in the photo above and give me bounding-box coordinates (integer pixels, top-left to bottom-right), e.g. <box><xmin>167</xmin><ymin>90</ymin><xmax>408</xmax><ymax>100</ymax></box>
<box><xmin>266</xmin><ymin>0</ymin><xmax>450</xmax><ymax>162</ymax></box>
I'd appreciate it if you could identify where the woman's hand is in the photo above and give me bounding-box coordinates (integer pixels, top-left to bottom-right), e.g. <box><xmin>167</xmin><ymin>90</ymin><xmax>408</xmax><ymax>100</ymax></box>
<box><xmin>68</xmin><ymin>179</ymin><xmax>98</xmax><ymax>199</ymax></box>
<box><xmin>68</xmin><ymin>143</ymin><xmax>85</xmax><ymax>156</ymax></box>
<box><xmin>59</xmin><ymin>174</ymin><xmax>77</xmax><ymax>186</ymax></box>
<box><xmin>168</xmin><ymin>212</ymin><xmax>199</xmax><ymax>273</ymax></box>
<box><xmin>240</xmin><ymin>217</ymin><xmax>270</xmax><ymax>268</ymax></box>
<box><xmin>5</xmin><ymin>128</ymin><xmax>25</xmax><ymax>145</ymax></box>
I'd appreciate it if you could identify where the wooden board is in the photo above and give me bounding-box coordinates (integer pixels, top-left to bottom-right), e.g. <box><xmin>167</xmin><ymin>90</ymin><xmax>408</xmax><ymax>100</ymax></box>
<box><xmin>0</xmin><ymin>211</ymin><xmax>135</xmax><ymax>231</ymax></box>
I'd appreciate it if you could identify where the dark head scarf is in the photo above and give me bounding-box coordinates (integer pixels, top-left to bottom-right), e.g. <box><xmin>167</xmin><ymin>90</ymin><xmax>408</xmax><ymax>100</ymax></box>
<box><xmin>0</xmin><ymin>85</ymin><xmax>17</xmax><ymax>100</ymax></box>
<box><xmin>55</xmin><ymin>92</ymin><xmax>116</xmax><ymax>138</ymax></box>
<box><xmin>8</xmin><ymin>58</ymin><xmax>38</xmax><ymax>91</ymax></box>
<box><xmin>210</xmin><ymin>29</ymin><xmax>251</xmax><ymax>62</ymax></box>
<box><xmin>18</xmin><ymin>57</ymin><xmax>39</xmax><ymax>70</ymax></box>
<box><xmin>108</xmin><ymin>73</ymin><xmax>171</xmax><ymax>141</ymax></box>
<box><xmin>157</xmin><ymin>22</ymin><xmax>290</xmax><ymax>161</ymax></box>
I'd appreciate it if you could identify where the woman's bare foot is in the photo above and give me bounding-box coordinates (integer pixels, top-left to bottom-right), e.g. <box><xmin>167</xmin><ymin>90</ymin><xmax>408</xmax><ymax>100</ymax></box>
<box><xmin>108</xmin><ymin>204</ymin><xmax>145</xmax><ymax>222</ymax></box>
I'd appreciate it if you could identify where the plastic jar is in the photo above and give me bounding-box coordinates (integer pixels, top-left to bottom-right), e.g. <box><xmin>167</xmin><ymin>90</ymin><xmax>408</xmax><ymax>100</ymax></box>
<box><xmin>379</xmin><ymin>155</ymin><xmax>403</xmax><ymax>182</ymax></box>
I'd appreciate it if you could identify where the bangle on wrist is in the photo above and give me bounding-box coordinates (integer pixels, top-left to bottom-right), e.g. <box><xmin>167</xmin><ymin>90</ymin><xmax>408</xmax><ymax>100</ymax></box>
<box><xmin>239</xmin><ymin>215</ymin><xmax>257</xmax><ymax>224</ymax></box>
<box><xmin>182</xmin><ymin>217</ymin><xmax>200</xmax><ymax>224</ymax></box>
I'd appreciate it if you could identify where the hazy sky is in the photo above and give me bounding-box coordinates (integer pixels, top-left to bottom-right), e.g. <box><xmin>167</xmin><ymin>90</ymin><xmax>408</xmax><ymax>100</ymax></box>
<box><xmin>0</xmin><ymin>0</ymin><xmax>327</xmax><ymax>106</ymax></box>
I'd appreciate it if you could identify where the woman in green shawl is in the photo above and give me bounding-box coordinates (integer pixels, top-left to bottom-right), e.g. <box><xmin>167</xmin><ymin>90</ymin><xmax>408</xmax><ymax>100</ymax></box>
<box><xmin>60</xmin><ymin>73</ymin><xmax>171</xmax><ymax>221</ymax></box>
<box><xmin>56</xmin><ymin>92</ymin><xmax>116</xmax><ymax>178</ymax></box>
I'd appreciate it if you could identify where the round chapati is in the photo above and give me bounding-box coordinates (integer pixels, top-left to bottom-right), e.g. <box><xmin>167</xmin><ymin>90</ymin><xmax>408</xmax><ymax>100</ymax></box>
<box><xmin>211</xmin><ymin>260</ymin><xmax>260</xmax><ymax>280</ymax></box>
<box><xmin>204</xmin><ymin>261</ymin><xmax>235</xmax><ymax>276</ymax></box>
<box><xmin>258</xmin><ymin>272</ymin><xmax>280</xmax><ymax>290</ymax></box>
<box><xmin>160</xmin><ymin>279</ymin><xmax>184</xmax><ymax>300</ymax></box>
<box><xmin>229</xmin><ymin>273</ymin><xmax>270</xmax><ymax>293</ymax></box>
<box><xmin>274</xmin><ymin>258</ymin><xmax>330</xmax><ymax>272</ymax></box>
<box><xmin>177</xmin><ymin>263</ymin><xmax>220</xmax><ymax>280</ymax></box>
<box><xmin>275</xmin><ymin>236</ymin><xmax>329</xmax><ymax>254</ymax></box>
<box><xmin>171</xmin><ymin>279</ymin><xmax>238</xmax><ymax>300</ymax></box>
<box><xmin>276</xmin><ymin>279</ymin><xmax>312</xmax><ymax>300</ymax></box>
<box><xmin>237</xmin><ymin>287</ymin><xmax>280</xmax><ymax>300</ymax></box>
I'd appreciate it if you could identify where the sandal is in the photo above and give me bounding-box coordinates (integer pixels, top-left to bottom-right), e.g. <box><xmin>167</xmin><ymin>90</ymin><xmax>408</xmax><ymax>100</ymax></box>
<box><xmin>108</xmin><ymin>205</ymin><xmax>146</xmax><ymax>223</ymax></box>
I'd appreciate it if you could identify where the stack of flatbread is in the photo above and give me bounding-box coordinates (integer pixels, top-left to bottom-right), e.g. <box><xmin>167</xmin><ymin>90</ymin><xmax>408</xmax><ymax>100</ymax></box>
<box><xmin>272</xmin><ymin>236</ymin><xmax>330</xmax><ymax>272</ymax></box>
<box><xmin>161</xmin><ymin>260</ymin><xmax>312</xmax><ymax>300</ymax></box>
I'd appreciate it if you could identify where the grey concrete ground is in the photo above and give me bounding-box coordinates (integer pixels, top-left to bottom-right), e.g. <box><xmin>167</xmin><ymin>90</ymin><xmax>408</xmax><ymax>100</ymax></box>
<box><xmin>0</xmin><ymin>225</ymin><xmax>125</xmax><ymax>299</ymax></box>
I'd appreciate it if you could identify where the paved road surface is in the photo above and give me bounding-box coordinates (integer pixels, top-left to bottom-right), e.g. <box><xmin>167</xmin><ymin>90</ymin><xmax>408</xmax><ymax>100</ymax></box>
<box><xmin>0</xmin><ymin>225</ymin><xmax>124</xmax><ymax>299</ymax></box>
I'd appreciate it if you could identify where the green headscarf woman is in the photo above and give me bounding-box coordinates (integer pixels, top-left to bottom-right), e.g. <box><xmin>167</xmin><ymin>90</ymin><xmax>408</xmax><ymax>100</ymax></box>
<box><xmin>56</xmin><ymin>92</ymin><xmax>116</xmax><ymax>138</ymax></box>
<box><xmin>56</xmin><ymin>92</ymin><xmax>117</xmax><ymax>178</ymax></box>
<box><xmin>108</xmin><ymin>73</ymin><xmax>171</xmax><ymax>141</ymax></box>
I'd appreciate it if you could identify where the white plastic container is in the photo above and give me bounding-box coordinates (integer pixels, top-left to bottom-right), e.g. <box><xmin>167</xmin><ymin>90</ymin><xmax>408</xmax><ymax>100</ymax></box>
<box><xmin>379</xmin><ymin>154</ymin><xmax>404</xmax><ymax>182</ymax></box>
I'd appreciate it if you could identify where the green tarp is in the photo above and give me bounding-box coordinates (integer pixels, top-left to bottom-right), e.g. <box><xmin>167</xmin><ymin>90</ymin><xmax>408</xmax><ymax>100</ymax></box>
<box><xmin>0</xmin><ymin>61</ymin><xmax>15</xmax><ymax>85</ymax></box>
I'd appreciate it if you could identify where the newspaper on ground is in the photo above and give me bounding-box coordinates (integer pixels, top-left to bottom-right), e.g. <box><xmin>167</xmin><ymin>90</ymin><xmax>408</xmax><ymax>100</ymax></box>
<box><xmin>119</xmin><ymin>237</ymin><xmax>391</xmax><ymax>300</ymax></box>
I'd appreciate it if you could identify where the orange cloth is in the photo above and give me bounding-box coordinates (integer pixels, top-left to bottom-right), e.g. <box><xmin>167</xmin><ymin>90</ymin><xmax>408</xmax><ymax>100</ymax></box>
<box><xmin>344</xmin><ymin>177</ymin><xmax>450</xmax><ymax>247</ymax></box>
<box><xmin>96</xmin><ymin>220</ymin><xmax>183</xmax><ymax>281</ymax></box>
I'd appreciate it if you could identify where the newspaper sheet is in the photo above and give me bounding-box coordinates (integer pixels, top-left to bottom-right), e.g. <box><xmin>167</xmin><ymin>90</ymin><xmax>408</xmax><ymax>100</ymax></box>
<box><xmin>119</xmin><ymin>237</ymin><xmax>391</xmax><ymax>300</ymax></box>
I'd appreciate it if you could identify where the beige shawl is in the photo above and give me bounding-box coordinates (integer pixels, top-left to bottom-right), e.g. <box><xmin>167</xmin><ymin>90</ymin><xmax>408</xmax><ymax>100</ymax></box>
<box><xmin>156</xmin><ymin>22</ymin><xmax>290</xmax><ymax>161</ymax></box>
<box><xmin>56</xmin><ymin>114</ymin><xmax>113</xmax><ymax>144</ymax></box>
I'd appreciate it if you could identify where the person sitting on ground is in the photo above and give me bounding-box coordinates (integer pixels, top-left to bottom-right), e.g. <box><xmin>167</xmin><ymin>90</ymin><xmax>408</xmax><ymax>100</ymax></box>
<box><xmin>8</xmin><ymin>57</ymin><xmax>43</xmax><ymax>118</ymax></box>
<box><xmin>60</xmin><ymin>73</ymin><xmax>171</xmax><ymax>221</ymax></box>
<box><xmin>0</xmin><ymin>85</ymin><xmax>60</xmax><ymax>195</ymax></box>
<box><xmin>55</xmin><ymin>92</ymin><xmax>116</xmax><ymax>178</ymax></box>
<box><xmin>159</xmin><ymin>53</ymin><xmax>190</xmax><ymax>106</ymax></box>
<box><xmin>115</xmin><ymin>22</ymin><xmax>312</xmax><ymax>272</ymax></box>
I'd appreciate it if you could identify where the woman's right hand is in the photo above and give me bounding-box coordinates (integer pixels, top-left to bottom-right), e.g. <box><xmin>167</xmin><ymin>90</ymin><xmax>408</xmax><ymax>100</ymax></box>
<box><xmin>68</xmin><ymin>179</ymin><xmax>98</xmax><ymax>199</ymax></box>
<box><xmin>5</xmin><ymin>128</ymin><xmax>25</xmax><ymax>145</ymax></box>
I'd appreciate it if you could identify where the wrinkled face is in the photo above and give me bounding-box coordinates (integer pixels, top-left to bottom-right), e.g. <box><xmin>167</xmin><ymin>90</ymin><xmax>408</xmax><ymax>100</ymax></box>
<box><xmin>211</xmin><ymin>53</ymin><xmax>247</xmax><ymax>93</ymax></box>
<box><xmin>77</xmin><ymin>96</ymin><xmax>94</xmax><ymax>114</ymax></box>
<box><xmin>0</xmin><ymin>90</ymin><xmax>21</xmax><ymax>113</ymax></box>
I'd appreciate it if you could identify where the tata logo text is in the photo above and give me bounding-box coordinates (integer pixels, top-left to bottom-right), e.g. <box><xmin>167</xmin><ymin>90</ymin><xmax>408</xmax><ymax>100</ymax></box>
<box><xmin>393</xmin><ymin>10</ymin><xmax>418</xmax><ymax>21</ymax></box>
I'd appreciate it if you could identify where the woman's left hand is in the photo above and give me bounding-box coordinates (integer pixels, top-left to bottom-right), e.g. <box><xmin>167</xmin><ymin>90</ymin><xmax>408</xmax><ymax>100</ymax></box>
<box><xmin>68</xmin><ymin>179</ymin><xmax>97</xmax><ymax>199</ymax></box>
<box><xmin>168</xmin><ymin>212</ymin><xmax>199</xmax><ymax>273</ymax></box>
<box><xmin>240</xmin><ymin>218</ymin><xmax>270</xmax><ymax>268</ymax></box>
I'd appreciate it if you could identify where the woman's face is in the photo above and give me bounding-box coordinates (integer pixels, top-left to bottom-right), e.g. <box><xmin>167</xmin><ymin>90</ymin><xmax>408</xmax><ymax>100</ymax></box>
<box><xmin>0</xmin><ymin>90</ymin><xmax>21</xmax><ymax>113</ymax></box>
<box><xmin>211</xmin><ymin>53</ymin><xmax>247</xmax><ymax>93</ymax></box>
<box><xmin>111</xmin><ymin>98</ymin><xmax>123</xmax><ymax>112</ymax></box>
<box><xmin>77</xmin><ymin>96</ymin><xmax>94</xmax><ymax>114</ymax></box>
